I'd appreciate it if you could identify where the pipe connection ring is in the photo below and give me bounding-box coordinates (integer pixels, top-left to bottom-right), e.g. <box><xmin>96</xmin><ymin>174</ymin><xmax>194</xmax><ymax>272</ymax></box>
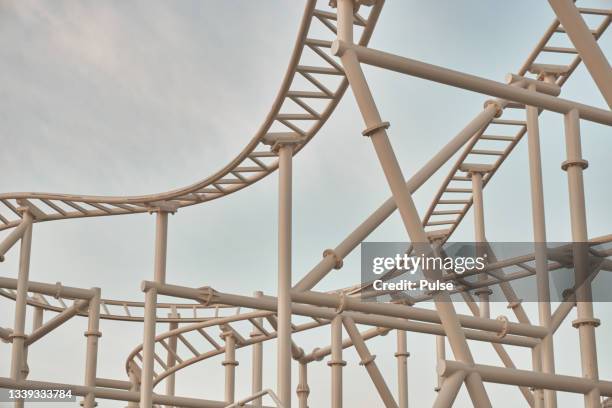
<box><xmin>561</xmin><ymin>159</ymin><xmax>588</xmax><ymax>171</ymax></box>
<box><xmin>496</xmin><ymin>315</ymin><xmax>509</xmax><ymax>339</ymax></box>
<box><xmin>323</xmin><ymin>249</ymin><xmax>344</xmax><ymax>270</ymax></box>
<box><xmin>362</xmin><ymin>121</ymin><xmax>390</xmax><ymax>137</ymax></box>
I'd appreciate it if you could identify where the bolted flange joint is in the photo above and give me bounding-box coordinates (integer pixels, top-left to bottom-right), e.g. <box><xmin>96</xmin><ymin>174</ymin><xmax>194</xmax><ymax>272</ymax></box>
<box><xmin>327</xmin><ymin>359</ymin><xmax>347</xmax><ymax>367</ymax></box>
<box><xmin>83</xmin><ymin>330</ymin><xmax>102</xmax><ymax>338</ymax></box>
<box><xmin>561</xmin><ymin>159</ymin><xmax>588</xmax><ymax>171</ymax></box>
<box><xmin>362</xmin><ymin>121</ymin><xmax>390</xmax><ymax>137</ymax></box>
<box><xmin>572</xmin><ymin>317</ymin><xmax>601</xmax><ymax>329</ymax></box>
<box><xmin>359</xmin><ymin>354</ymin><xmax>376</xmax><ymax>366</ymax></box>
<box><xmin>474</xmin><ymin>288</ymin><xmax>493</xmax><ymax>297</ymax></box>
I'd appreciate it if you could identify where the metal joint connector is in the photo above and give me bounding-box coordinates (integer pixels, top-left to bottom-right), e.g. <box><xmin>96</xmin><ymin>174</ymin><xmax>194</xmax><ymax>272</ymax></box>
<box><xmin>327</xmin><ymin>359</ymin><xmax>347</xmax><ymax>367</ymax></box>
<box><xmin>483</xmin><ymin>100</ymin><xmax>503</xmax><ymax>117</ymax></box>
<box><xmin>359</xmin><ymin>354</ymin><xmax>376</xmax><ymax>366</ymax></box>
<box><xmin>495</xmin><ymin>315</ymin><xmax>509</xmax><ymax>339</ymax></box>
<box><xmin>362</xmin><ymin>121</ymin><xmax>390</xmax><ymax>137</ymax></box>
<box><xmin>572</xmin><ymin>317</ymin><xmax>601</xmax><ymax>328</ymax></box>
<box><xmin>561</xmin><ymin>159</ymin><xmax>588</xmax><ymax>171</ymax></box>
<box><xmin>323</xmin><ymin>248</ymin><xmax>344</xmax><ymax>269</ymax></box>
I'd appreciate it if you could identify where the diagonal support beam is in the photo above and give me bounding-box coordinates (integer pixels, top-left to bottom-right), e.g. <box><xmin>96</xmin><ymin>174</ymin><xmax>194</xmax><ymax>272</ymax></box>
<box><xmin>547</xmin><ymin>0</ymin><xmax>612</xmax><ymax>108</ymax></box>
<box><xmin>342</xmin><ymin>316</ymin><xmax>398</xmax><ymax>408</ymax></box>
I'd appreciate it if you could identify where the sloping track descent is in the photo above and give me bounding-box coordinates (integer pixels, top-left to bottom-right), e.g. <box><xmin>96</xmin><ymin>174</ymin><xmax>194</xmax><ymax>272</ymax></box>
<box><xmin>0</xmin><ymin>0</ymin><xmax>383</xmax><ymax>232</ymax></box>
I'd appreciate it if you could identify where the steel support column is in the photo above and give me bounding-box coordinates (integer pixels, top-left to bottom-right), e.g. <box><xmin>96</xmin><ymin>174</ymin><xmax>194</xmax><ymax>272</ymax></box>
<box><xmin>165</xmin><ymin>308</ymin><xmax>179</xmax><ymax>408</ymax></box>
<box><xmin>140</xmin><ymin>210</ymin><xmax>169</xmax><ymax>407</ymax></box>
<box><xmin>297</xmin><ymin>363</ymin><xmax>309</xmax><ymax>408</ymax></box>
<box><xmin>395</xmin><ymin>330</ymin><xmax>409</xmax><ymax>408</ymax></box>
<box><xmin>9</xmin><ymin>210</ymin><xmax>33</xmax><ymax>408</ymax></box>
<box><xmin>251</xmin><ymin>291</ymin><xmax>264</xmax><ymax>408</ymax></box>
<box><xmin>222</xmin><ymin>331</ymin><xmax>238</xmax><ymax>404</ymax></box>
<box><xmin>526</xmin><ymin>83</ymin><xmax>557</xmax><ymax>408</ymax></box>
<box><xmin>469</xmin><ymin>170</ymin><xmax>491</xmax><ymax>319</ymax></box>
<box><xmin>83</xmin><ymin>288</ymin><xmax>101</xmax><ymax>408</ymax></box>
<box><xmin>277</xmin><ymin>143</ymin><xmax>294</xmax><ymax>407</ymax></box>
<box><xmin>329</xmin><ymin>316</ymin><xmax>345</xmax><ymax>408</ymax></box>
<box><xmin>563</xmin><ymin>109</ymin><xmax>600</xmax><ymax>408</ymax></box>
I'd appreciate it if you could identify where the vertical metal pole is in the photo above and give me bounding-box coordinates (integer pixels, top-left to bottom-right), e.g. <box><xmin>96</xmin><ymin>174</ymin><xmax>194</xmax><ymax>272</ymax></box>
<box><xmin>277</xmin><ymin>144</ymin><xmax>293</xmax><ymax>408</ymax></box>
<box><xmin>165</xmin><ymin>308</ymin><xmax>179</xmax><ymax>408</ymax></box>
<box><xmin>297</xmin><ymin>363</ymin><xmax>310</xmax><ymax>408</ymax></box>
<box><xmin>329</xmin><ymin>316</ymin><xmax>345</xmax><ymax>408</ymax></box>
<box><xmin>395</xmin><ymin>330</ymin><xmax>409</xmax><ymax>408</ymax></box>
<box><xmin>562</xmin><ymin>109</ymin><xmax>600</xmax><ymax>408</ymax></box>
<box><xmin>435</xmin><ymin>336</ymin><xmax>445</xmax><ymax>392</ymax></box>
<box><xmin>526</xmin><ymin>83</ymin><xmax>557</xmax><ymax>408</ymax></box>
<box><xmin>470</xmin><ymin>171</ymin><xmax>491</xmax><ymax>319</ymax></box>
<box><xmin>251</xmin><ymin>291</ymin><xmax>264</xmax><ymax>408</ymax></box>
<box><xmin>335</xmin><ymin>2</ymin><xmax>491</xmax><ymax>406</ymax></box>
<box><xmin>10</xmin><ymin>211</ymin><xmax>33</xmax><ymax>408</ymax></box>
<box><xmin>532</xmin><ymin>345</ymin><xmax>544</xmax><ymax>408</ymax></box>
<box><xmin>222</xmin><ymin>332</ymin><xmax>238</xmax><ymax>404</ymax></box>
<box><xmin>83</xmin><ymin>288</ymin><xmax>101</xmax><ymax>408</ymax></box>
<box><xmin>141</xmin><ymin>210</ymin><xmax>169</xmax><ymax>407</ymax></box>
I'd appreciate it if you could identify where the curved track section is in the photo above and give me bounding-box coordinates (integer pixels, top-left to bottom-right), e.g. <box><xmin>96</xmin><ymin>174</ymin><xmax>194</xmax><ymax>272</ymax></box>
<box><xmin>0</xmin><ymin>287</ymin><xmax>236</xmax><ymax>323</ymax></box>
<box><xmin>124</xmin><ymin>310</ymin><xmax>327</xmax><ymax>388</ymax></box>
<box><xmin>0</xmin><ymin>0</ymin><xmax>383</xmax><ymax>232</ymax></box>
<box><xmin>422</xmin><ymin>8</ymin><xmax>611</xmax><ymax>242</ymax></box>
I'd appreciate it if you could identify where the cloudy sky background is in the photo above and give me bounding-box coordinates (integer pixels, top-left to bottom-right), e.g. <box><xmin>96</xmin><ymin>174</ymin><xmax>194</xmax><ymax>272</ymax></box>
<box><xmin>0</xmin><ymin>0</ymin><xmax>611</xmax><ymax>406</ymax></box>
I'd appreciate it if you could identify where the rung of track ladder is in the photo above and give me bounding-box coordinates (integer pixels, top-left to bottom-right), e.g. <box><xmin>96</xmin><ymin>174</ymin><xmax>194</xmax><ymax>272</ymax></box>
<box><xmin>470</xmin><ymin>149</ymin><xmax>504</xmax><ymax>156</ymax></box>
<box><xmin>491</xmin><ymin>119</ymin><xmax>526</xmax><ymax>126</ymax></box>
<box><xmin>481</xmin><ymin>135</ymin><xmax>515</xmax><ymax>141</ymax></box>
<box><xmin>305</xmin><ymin>38</ymin><xmax>333</xmax><ymax>48</ymax></box>
<box><xmin>452</xmin><ymin>176</ymin><xmax>471</xmax><ymax>181</ymax></box>
<box><xmin>287</xmin><ymin>90</ymin><xmax>330</xmax><ymax>99</ymax></box>
<box><xmin>445</xmin><ymin>188</ymin><xmax>472</xmax><ymax>193</ymax></box>
<box><xmin>197</xmin><ymin>328</ymin><xmax>222</xmax><ymax>350</ymax></box>
<box><xmin>296</xmin><ymin>65</ymin><xmax>344</xmax><ymax>75</ymax></box>
<box><xmin>277</xmin><ymin>113</ymin><xmax>317</xmax><ymax>120</ymax></box>
<box><xmin>578</xmin><ymin>7</ymin><xmax>611</xmax><ymax>16</ymax></box>
<box><xmin>235</xmin><ymin>166</ymin><xmax>265</xmax><ymax>173</ymax></box>
<box><xmin>160</xmin><ymin>339</ymin><xmax>184</xmax><ymax>364</ymax></box>
<box><xmin>426</xmin><ymin>220</ymin><xmax>457</xmax><ymax>226</ymax></box>
<box><xmin>250</xmin><ymin>151</ymin><xmax>277</xmax><ymax>157</ymax></box>
<box><xmin>432</xmin><ymin>210</ymin><xmax>463</xmax><ymax>216</ymax></box>
<box><xmin>555</xmin><ymin>26</ymin><xmax>597</xmax><ymax>35</ymax></box>
<box><xmin>439</xmin><ymin>200</ymin><xmax>470</xmax><ymax>205</ymax></box>
<box><xmin>217</xmin><ymin>179</ymin><xmax>244</xmax><ymax>185</ymax></box>
<box><xmin>178</xmin><ymin>334</ymin><xmax>200</xmax><ymax>357</ymax></box>
<box><xmin>313</xmin><ymin>9</ymin><xmax>366</xmax><ymax>26</ymax></box>
<box><xmin>542</xmin><ymin>46</ymin><xmax>578</xmax><ymax>54</ymax></box>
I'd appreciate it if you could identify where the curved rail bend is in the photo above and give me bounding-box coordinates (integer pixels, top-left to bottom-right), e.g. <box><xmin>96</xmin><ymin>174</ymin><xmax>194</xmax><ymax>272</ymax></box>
<box><xmin>0</xmin><ymin>0</ymin><xmax>383</xmax><ymax>232</ymax></box>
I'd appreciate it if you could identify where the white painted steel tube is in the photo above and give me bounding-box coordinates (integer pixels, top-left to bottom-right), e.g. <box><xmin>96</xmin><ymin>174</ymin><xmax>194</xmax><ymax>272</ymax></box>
<box><xmin>526</xmin><ymin>83</ymin><xmax>557</xmax><ymax>408</ymax></box>
<box><xmin>277</xmin><ymin>144</ymin><xmax>293</xmax><ymax>407</ymax></box>
<box><xmin>331</xmin><ymin>40</ymin><xmax>612</xmax><ymax>126</ymax></box>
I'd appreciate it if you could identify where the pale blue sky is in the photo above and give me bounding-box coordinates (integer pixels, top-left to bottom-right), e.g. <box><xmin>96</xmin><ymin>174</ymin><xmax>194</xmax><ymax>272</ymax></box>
<box><xmin>0</xmin><ymin>1</ymin><xmax>611</xmax><ymax>406</ymax></box>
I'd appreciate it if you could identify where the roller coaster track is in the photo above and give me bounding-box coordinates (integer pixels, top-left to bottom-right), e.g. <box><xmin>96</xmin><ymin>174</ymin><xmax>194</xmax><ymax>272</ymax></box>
<box><xmin>421</xmin><ymin>7</ymin><xmax>611</xmax><ymax>242</ymax></box>
<box><xmin>0</xmin><ymin>0</ymin><xmax>383</xmax><ymax>232</ymax></box>
<box><xmin>124</xmin><ymin>310</ymin><xmax>327</xmax><ymax>388</ymax></box>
